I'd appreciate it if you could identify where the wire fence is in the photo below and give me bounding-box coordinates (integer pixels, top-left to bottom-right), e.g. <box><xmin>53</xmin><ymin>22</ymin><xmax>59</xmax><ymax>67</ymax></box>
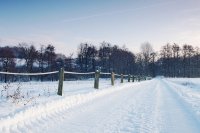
<box><xmin>0</xmin><ymin>71</ymin><xmax>59</xmax><ymax>76</ymax></box>
<box><xmin>64</xmin><ymin>71</ymin><xmax>95</xmax><ymax>75</ymax></box>
<box><xmin>0</xmin><ymin>68</ymin><xmax>149</xmax><ymax>96</ymax></box>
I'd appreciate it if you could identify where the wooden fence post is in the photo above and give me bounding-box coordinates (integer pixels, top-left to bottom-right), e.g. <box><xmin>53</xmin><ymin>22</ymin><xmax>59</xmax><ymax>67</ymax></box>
<box><xmin>94</xmin><ymin>70</ymin><xmax>100</xmax><ymax>89</ymax></box>
<box><xmin>121</xmin><ymin>74</ymin><xmax>123</xmax><ymax>83</ymax></box>
<box><xmin>128</xmin><ymin>74</ymin><xmax>131</xmax><ymax>82</ymax></box>
<box><xmin>57</xmin><ymin>68</ymin><xmax>64</xmax><ymax>96</ymax></box>
<box><xmin>4</xmin><ymin>74</ymin><xmax>7</xmax><ymax>83</ymax></box>
<box><xmin>132</xmin><ymin>75</ymin><xmax>135</xmax><ymax>82</ymax></box>
<box><xmin>111</xmin><ymin>72</ymin><xmax>115</xmax><ymax>86</ymax></box>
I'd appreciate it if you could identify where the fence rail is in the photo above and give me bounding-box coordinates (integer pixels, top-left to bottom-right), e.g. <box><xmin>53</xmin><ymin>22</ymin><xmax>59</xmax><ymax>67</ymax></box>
<box><xmin>114</xmin><ymin>74</ymin><xmax>121</xmax><ymax>76</ymax></box>
<box><xmin>0</xmin><ymin>71</ymin><xmax>59</xmax><ymax>76</ymax></box>
<box><xmin>0</xmin><ymin>68</ymin><xmax>150</xmax><ymax>96</ymax></box>
<box><xmin>64</xmin><ymin>71</ymin><xmax>95</xmax><ymax>75</ymax></box>
<box><xmin>101</xmin><ymin>72</ymin><xmax>111</xmax><ymax>75</ymax></box>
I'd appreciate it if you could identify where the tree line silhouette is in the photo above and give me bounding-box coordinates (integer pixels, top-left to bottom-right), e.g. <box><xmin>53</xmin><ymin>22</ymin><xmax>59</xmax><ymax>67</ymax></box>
<box><xmin>0</xmin><ymin>41</ymin><xmax>199</xmax><ymax>82</ymax></box>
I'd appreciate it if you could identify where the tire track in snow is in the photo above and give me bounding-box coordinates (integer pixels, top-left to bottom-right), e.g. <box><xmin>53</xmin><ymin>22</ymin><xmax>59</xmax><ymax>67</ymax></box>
<box><xmin>12</xmin><ymin>79</ymin><xmax>163</xmax><ymax>133</ymax></box>
<box><xmin>162</xmin><ymin>79</ymin><xmax>200</xmax><ymax>124</ymax></box>
<box><xmin>102</xmin><ymin>80</ymin><xmax>160</xmax><ymax>133</ymax></box>
<box><xmin>158</xmin><ymin>79</ymin><xmax>200</xmax><ymax>133</ymax></box>
<box><xmin>37</xmin><ymin>80</ymin><xmax>161</xmax><ymax>133</ymax></box>
<box><xmin>0</xmin><ymin>84</ymin><xmax>136</xmax><ymax>133</ymax></box>
<box><xmin>2</xmin><ymin>78</ymin><xmax>200</xmax><ymax>133</ymax></box>
<box><xmin>43</xmin><ymin>83</ymin><xmax>151</xmax><ymax>133</ymax></box>
<box><xmin>124</xmin><ymin>79</ymin><xmax>163</xmax><ymax>133</ymax></box>
<box><xmin>40</xmin><ymin>79</ymin><xmax>200</xmax><ymax>133</ymax></box>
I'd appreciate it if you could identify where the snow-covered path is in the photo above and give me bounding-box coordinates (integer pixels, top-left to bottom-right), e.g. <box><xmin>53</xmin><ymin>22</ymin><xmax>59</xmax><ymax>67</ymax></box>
<box><xmin>1</xmin><ymin>78</ymin><xmax>200</xmax><ymax>133</ymax></box>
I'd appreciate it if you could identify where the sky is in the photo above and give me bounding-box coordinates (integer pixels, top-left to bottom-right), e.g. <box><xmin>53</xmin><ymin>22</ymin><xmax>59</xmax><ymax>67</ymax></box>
<box><xmin>0</xmin><ymin>0</ymin><xmax>200</xmax><ymax>56</ymax></box>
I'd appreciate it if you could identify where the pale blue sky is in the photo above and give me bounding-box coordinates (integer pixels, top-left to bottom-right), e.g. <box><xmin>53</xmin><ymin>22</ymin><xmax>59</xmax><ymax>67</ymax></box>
<box><xmin>0</xmin><ymin>0</ymin><xmax>200</xmax><ymax>55</ymax></box>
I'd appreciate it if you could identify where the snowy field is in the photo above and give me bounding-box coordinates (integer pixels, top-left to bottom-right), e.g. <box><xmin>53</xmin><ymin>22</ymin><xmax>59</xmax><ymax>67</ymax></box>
<box><xmin>0</xmin><ymin>77</ymin><xmax>200</xmax><ymax>133</ymax></box>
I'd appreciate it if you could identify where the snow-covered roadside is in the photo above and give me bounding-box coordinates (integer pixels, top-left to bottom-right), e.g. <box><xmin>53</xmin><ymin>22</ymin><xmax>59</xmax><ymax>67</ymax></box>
<box><xmin>164</xmin><ymin>78</ymin><xmax>200</xmax><ymax>122</ymax></box>
<box><xmin>44</xmin><ymin>80</ymin><xmax>158</xmax><ymax>133</ymax></box>
<box><xmin>167</xmin><ymin>78</ymin><xmax>200</xmax><ymax>90</ymax></box>
<box><xmin>0</xmin><ymin>79</ymin><xmax>121</xmax><ymax>117</ymax></box>
<box><xmin>11</xmin><ymin>78</ymin><xmax>200</xmax><ymax>133</ymax></box>
<box><xmin>0</xmin><ymin>79</ymin><xmax>130</xmax><ymax>132</ymax></box>
<box><xmin>1</xmin><ymin>78</ymin><xmax>200</xmax><ymax>133</ymax></box>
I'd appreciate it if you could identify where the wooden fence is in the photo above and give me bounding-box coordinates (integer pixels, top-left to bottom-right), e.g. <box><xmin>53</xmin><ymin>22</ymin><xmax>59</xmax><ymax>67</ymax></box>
<box><xmin>57</xmin><ymin>68</ymin><xmax>149</xmax><ymax>96</ymax></box>
<box><xmin>0</xmin><ymin>68</ymin><xmax>150</xmax><ymax>96</ymax></box>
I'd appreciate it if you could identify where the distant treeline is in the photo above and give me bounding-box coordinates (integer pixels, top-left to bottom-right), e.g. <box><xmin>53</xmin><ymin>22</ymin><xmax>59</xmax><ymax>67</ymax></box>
<box><xmin>0</xmin><ymin>42</ymin><xmax>200</xmax><ymax>82</ymax></box>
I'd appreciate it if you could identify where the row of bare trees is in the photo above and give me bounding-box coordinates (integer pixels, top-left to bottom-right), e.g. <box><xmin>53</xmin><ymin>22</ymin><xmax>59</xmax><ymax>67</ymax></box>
<box><xmin>0</xmin><ymin>42</ymin><xmax>200</xmax><ymax>82</ymax></box>
<box><xmin>0</xmin><ymin>44</ymin><xmax>73</xmax><ymax>82</ymax></box>
<box><xmin>77</xmin><ymin>42</ymin><xmax>135</xmax><ymax>75</ymax></box>
<box><xmin>76</xmin><ymin>42</ymin><xmax>200</xmax><ymax>78</ymax></box>
<box><xmin>158</xmin><ymin>43</ymin><xmax>200</xmax><ymax>77</ymax></box>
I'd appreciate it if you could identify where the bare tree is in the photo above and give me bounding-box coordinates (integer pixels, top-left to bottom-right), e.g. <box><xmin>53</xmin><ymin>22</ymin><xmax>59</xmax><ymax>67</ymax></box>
<box><xmin>19</xmin><ymin>44</ymin><xmax>38</xmax><ymax>73</ymax></box>
<box><xmin>160</xmin><ymin>43</ymin><xmax>172</xmax><ymax>77</ymax></box>
<box><xmin>182</xmin><ymin>44</ymin><xmax>194</xmax><ymax>77</ymax></box>
<box><xmin>172</xmin><ymin>43</ymin><xmax>180</xmax><ymax>77</ymax></box>
<box><xmin>0</xmin><ymin>47</ymin><xmax>16</xmax><ymax>82</ymax></box>
<box><xmin>45</xmin><ymin>44</ymin><xmax>56</xmax><ymax>81</ymax></box>
<box><xmin>77</xmin><ymin>43</ymin><xmax>97</xmax><ymax>72</ymax></box>
<box><xmin>38</xmin><ymin>45</ymin><xmax>46</xmax><ymax>81</ymax></box>
<box><xmin>140</xmin><ymin>42</ymin><xmax>154</xmax><ymax>76</ymax></box>
<box><xmin>45</xmin><ymin>44</ymin><xmax>56</xmax><ymax>70</ymax></box>
<box><xmin>194</xmin><ymin>47</ymin><xmax>200</xmax><ymax>77</ymax></box>
<box><xmin>98</xmin><ymin>42</ymin><xmax>112</xmax><ymax>72</ymax></box>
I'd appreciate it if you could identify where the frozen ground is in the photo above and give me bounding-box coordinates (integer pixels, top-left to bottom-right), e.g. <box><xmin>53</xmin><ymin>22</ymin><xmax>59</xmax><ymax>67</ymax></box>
<box><xmin>0</xmin><ymin>78</ymin><xmax>120</xmax><ymax>117</ymax></box>
<box><xmin>0</xmin><ymin>78</ymin><xmax>200</xmax><ymax>133</ymax></box>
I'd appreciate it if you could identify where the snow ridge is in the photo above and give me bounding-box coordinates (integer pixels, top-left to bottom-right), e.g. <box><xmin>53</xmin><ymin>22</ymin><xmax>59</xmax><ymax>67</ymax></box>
<box><xmin>0</xmin><ymin>83</ymin><xmax>133</xmax><ymax>133</ymax></box>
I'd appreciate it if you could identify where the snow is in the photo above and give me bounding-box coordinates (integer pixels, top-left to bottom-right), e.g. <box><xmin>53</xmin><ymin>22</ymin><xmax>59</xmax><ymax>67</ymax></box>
<box><xmin>0</xmin><ymin>78</ymin><xmax>200</xmax><ymax>133</ymax></box>
<box><xmin>0</xmin><ymin>79</ymin><xmax>119</xmax><ymax>117</ymax></box>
